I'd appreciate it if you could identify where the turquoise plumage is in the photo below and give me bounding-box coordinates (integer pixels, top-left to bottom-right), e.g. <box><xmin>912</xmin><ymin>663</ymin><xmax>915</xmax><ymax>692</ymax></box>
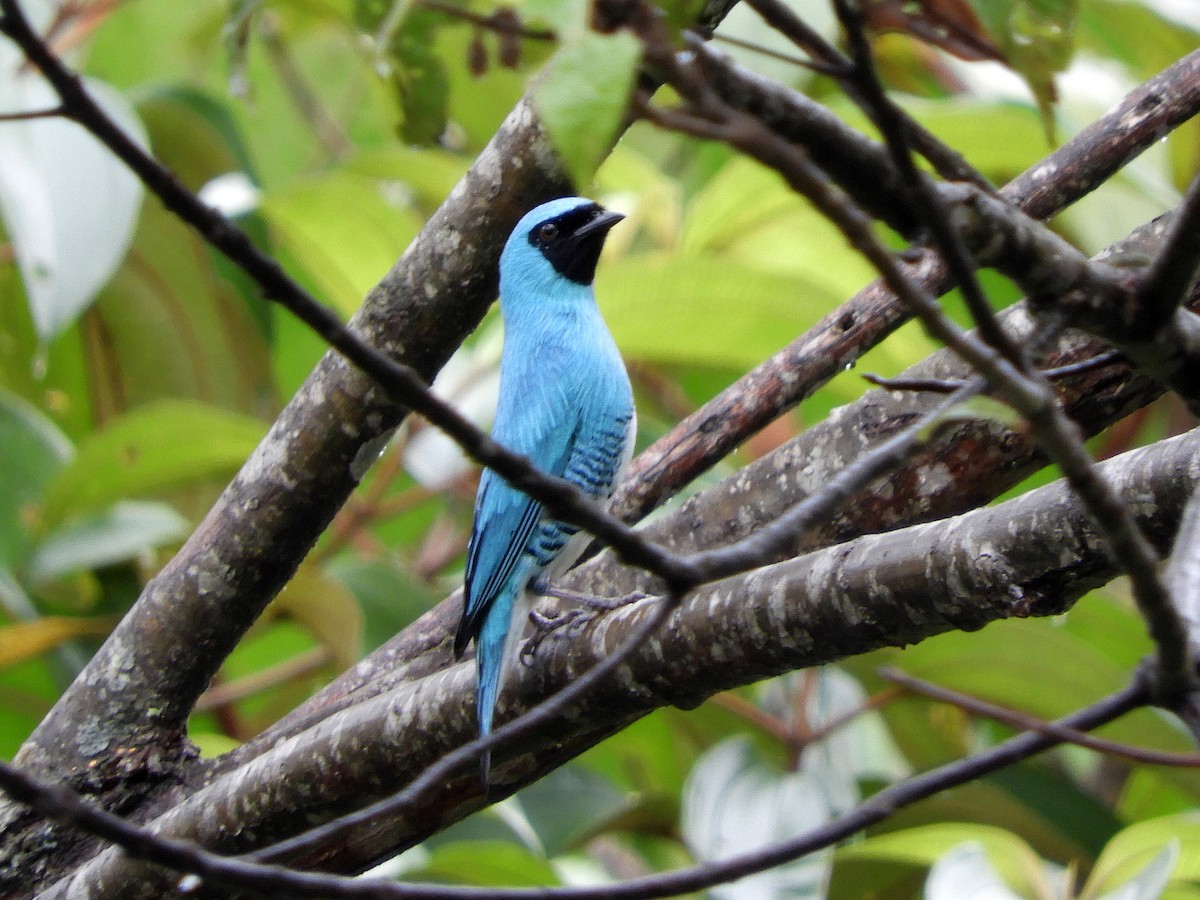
<box><xmin>454</xmin><ymin>197</ymin><xmax>635</xmax><ymax>787</ymax></box>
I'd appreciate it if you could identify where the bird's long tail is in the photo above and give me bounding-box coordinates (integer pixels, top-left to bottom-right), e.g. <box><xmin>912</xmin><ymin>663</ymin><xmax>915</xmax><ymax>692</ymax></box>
<box><xmin>474</xmin><ymin>637</ymin><xmax>498</xmax><ymax>788</ymax></box>
<box><xmin>473</xmin><ymin>591</ymin><xmax>514</xmax><ymax>789</ymax></box>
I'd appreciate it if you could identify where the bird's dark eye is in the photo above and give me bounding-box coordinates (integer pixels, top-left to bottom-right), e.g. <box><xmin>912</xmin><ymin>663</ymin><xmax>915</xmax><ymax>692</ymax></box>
<box><xmin>538</xmin><ymin>222</ymin><xmax>559</xmax><ymax>241</ymax></box>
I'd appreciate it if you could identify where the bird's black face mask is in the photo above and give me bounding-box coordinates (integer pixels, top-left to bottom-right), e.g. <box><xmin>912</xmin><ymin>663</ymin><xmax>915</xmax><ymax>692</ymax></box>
<box><xmin>529</xmin><ymin>203</ymin><xmax>625</xmax><ymax>285</ymax></box>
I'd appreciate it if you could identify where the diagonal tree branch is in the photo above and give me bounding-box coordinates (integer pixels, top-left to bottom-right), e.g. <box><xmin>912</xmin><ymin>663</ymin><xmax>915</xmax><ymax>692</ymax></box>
<box><xmin>50</xmin><ymin>424</ymin><xmax>1200</xmax><ymax>893</ymax></box>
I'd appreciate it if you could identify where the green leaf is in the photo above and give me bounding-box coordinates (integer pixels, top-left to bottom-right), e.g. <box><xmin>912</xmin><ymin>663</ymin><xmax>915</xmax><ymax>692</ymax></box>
<box><xmin>879</xmin><ymin>620</ymin><xmax>1200</xmax><ymax>802</ymax></box>
<box><xmin>1083</xmin><ymin>815</ymin><xmax>1200</xmax><ymax>900</ymax></box>
<box><xmin>409</xmin><ymin>840</ymin><xmax>559</xmax><ymax>887</ymax></box>
<box><xmin>137</xmin><ymin>87</ymin><xmax>255</xmax><ymax>192</ymax></box>
<box><xmin>41</xmin><ymin>400</ymin><xmax>266</xmax><ymax>527</ymax></box>
<box><xmin>534</xmin><ymin>30</ymin><xmax>641</xmax><ymax>189</ymax></box>
<box><xmin>28</xmin><ymin>501</ymin><xmax>188</xmax><ymax>583</ymax></box>
<box><xmin>85</xmin><ymin>199</ymin><xmax>277</xmax><ymax>422</ymax></box>
<box><xmin>827</xmin><ymin>97</ymin><xmax>1050</xmax><ymax>185</ymax></box>
<box><xmin>266</xmin><ymin>563</ymin><xmax>362</xmax><ymax>670</ymax></box>
<box><xmin>514</xmin><ymin>765</ymin><xmax>632</xmax><ymax>856</ymax></box>
<box><xmin>364</xmin><ymin>5</ymin><xmax>451</xmax><ymax>145</ymax></box>
<box><xmin>326</xmin><ymin>557</ymin><xmax>439</xmax><ymax>652</ymax></box>
<box><xmin>1092</xmin><ymin>842</ymin><xmax>1178</xmax><ymax>900</ymax></box>
<box><xmin>0</xmin><ymin>389</ymin><xmax>73</xmax><ymax>569</ymax></box>
<box><xmin>596</xmin><ymin>254</ymin><xmax>838</xmax><ymax>368</ymax></box>
<box><xmin>346</xmin><ymin>146</ymin><xmax>470</xmax><ymax>209</ymax></box>
<box><xmin>260</xmin><ymin>172</ymin><xmax>423</xmax><ymax>317</ymax></box>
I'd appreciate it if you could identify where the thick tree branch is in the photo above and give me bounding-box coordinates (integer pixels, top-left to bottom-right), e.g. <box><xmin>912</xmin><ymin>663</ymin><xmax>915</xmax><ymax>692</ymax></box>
<box><xmin>249</xmin><ymin>216</ymin><xmax>1177</xmax><ymax>771</ymax></box>
<box><xmin>50</xmin><ymin>426</ymin><xmax>1200</xmax><ymax>893</ymax></box>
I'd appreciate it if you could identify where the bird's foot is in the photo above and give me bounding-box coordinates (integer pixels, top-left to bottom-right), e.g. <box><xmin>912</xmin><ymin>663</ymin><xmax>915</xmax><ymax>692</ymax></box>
<box><xmin>519</xmin><ymin>585</ymin><xmax>652</xmax><ymax>666</ymax></box>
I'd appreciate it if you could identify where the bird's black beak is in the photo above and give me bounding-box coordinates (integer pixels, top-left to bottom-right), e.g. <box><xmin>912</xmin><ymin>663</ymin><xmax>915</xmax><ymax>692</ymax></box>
<box><xmin>571</xmin><ymin>208</ymin><xmax>625</xmax><ymax>241</ymax></box>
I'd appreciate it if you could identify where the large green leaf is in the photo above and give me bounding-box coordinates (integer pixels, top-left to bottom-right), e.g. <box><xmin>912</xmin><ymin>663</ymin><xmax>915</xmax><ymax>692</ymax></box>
<box><xmin>596</xmin><ymin>254</ymin><xmax>838</xmax><ymax>368</ymax></box>
<box><xmin>408</xmin><ymin>840</ymin><xmax>559</xmax><ymax>887</ymax></box>
<box><xmin>326</xmin><ymin>556</ymin><xmax>439</xmax><ymax>652</ymax></box>
<box><xmin>266</xmin><ymin>563</ymin><xmax>362</xmax><ymax>670</ymax></box>
<box><xmin>260</xmin><ymin>171</ymin><xmax>423</xmax><ymax>317</ymax></box>
<box><xmin>41</xmin><ymin>400</ymin><xmax>265</xmax><ymax>527</ymax></box>
<box><xmin>514</xmin><ymin>765</ymin><xmax>634</xmax><ymax>857</ymax></box>
<box><xmin>534</xmin><ymin>30</ymin><xmax>642</xmax><ymax>189</ymax></box>
<box><xmin>828</xmin><ymin>96</ymin><xmax>1049</xmax><ymax>185</ymax></box>
<box><xmin>346</xmin><ymin>146</ymin><xmax>470</xmax><ymax>210</ymax></box>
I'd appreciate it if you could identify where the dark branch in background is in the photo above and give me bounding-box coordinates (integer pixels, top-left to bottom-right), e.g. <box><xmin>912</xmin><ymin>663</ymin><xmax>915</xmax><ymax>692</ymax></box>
<box><xmin>613</xmin><ymin>46</ymin><xmax>1200</xmax><ymax>523</ymax></box>
<box><xmin>864</xmin><ymin>350</ymin><xmax>1124</xmax><ymax>392</ymax></box>
<box><xmin>10</xmin><ymin>678</ymin><xmax>1150</xmax><ymax>899</ymax></box>
<box><xmin>1131</xmin><ymin>168</ymin><xmax>1200</xmax><ymax>338</ymax></box>
<box><xmin>829</xmin><ymin>0</ymin><xmax>1022</xmax><ymax>365</ymax></box>
<box><xmin>0</xmin><ymin>104</ymin><xmax>63</xmax><ymax>119</ymax></box>
<box><xmin>738</xmin><ymin>0</ymin><xmax>991</xmax><ymax>190</ymax></box>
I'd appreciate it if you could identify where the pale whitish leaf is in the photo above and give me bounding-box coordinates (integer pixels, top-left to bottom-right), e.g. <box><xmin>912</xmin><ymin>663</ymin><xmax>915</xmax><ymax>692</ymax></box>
<box><xmin>1094</xmin><ymin>842</ymin><xmax>1180</xmax><ymax>900</ymax></box>
<box><xmin>28</xmin><ymin>500</ymin><xmax>188</xmax><ymax>582</ymax></box>
<box><xmin>0</xmin><ymin>15</ymin><xmax>146</xmax><ymax>340</ymax></box>
<box><xmin>403</xmin><ymin>324</ymin><xmax>503</xmax><ymax>489</ymax></box>
<box><xmin>760</xmin><ymin>668</ymin><xmax>910</xmax><ymax>795</ymax></box>
<box><xmin>924</xmin><ymin>843</ymin><xmax>1026</xmax><ymax>900</ymax></box>
<box><xmin>682</xmin><ymin>736</ymin><xmax>833</xmax><ymax>900</ymax></box>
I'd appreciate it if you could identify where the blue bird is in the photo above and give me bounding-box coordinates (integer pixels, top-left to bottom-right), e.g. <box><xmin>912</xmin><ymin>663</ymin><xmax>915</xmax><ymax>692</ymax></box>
<box><xmin>455</xmin><ymin>197</ymin><xmax>635</xmax><ymax>787</ymax></box>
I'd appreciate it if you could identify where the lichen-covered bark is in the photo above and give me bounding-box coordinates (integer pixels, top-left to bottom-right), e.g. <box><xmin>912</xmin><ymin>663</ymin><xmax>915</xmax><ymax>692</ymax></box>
<box><xmin>42</xmin><ymin>426</ymin><xmax>1200</xmax><ymax>896</ymax></box>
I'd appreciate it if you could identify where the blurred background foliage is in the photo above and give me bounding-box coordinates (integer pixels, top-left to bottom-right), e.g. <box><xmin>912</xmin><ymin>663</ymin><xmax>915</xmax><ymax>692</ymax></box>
<box><xmin>1</xmin><ymin>0</ymin><xmax>1199</xmax><ymax>896</ymax></box>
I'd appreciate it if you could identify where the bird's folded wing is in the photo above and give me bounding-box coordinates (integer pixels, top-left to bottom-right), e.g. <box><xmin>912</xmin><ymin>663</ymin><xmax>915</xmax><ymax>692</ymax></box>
<box><xmin>456</xmin><ymin>415</ymin><xmax>579</xmax><ymax>653</ymax></box>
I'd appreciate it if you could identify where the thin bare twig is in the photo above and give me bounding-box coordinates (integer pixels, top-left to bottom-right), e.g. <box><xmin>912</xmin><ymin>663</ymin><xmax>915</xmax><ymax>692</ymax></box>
<box><xmin>864</xmin><ymin>350</ymin><xmax>1124</xmax><ymax>393</ymax></box>
<box><xmin>0</xmin><ymin>104</ymin><xmax>64</xmax><ymax>120</ymax></box>
<box><xmin>882</xmin><ymin>667</ymin><xmax>1200</xmax><ymax>767</ymax></box>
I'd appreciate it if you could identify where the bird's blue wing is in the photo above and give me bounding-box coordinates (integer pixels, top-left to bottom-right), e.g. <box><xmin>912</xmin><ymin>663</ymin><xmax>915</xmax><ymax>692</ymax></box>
<box><xmin>454</xmin><ymin>414</ymin><xmax>579</xmax><ymax>657</ymax></box>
